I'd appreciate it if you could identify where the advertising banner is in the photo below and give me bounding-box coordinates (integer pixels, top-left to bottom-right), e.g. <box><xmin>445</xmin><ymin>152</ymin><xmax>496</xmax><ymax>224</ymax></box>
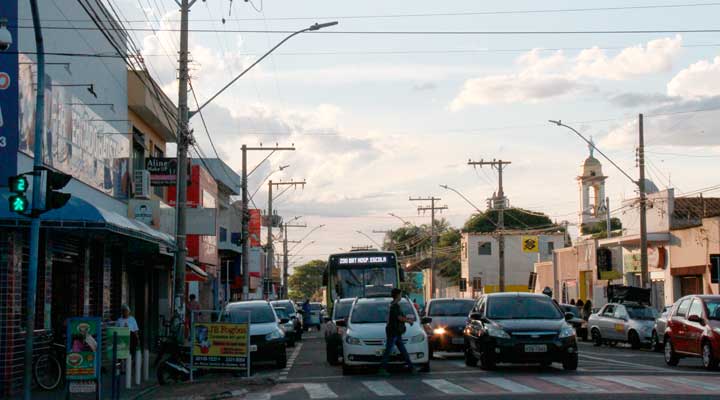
<box><xmin>66</xmin><ymin>317</ymin><xmax>102</xmax><ymax>382</ymax></box>
<box><xmin>0</xmin><ymin>1</ymin><xmax>19</xmax><ymax>184</ymax></box>
<box><xmin>145</xmin><ymin>157</ymin><xmax>190</xmax><ymax>186</ymax></box>
<box><xmin>104</xmin><ymin>327</ymin><xmax>130</xmax><ymax>360</ymax></box>
<box><xmin>249</xmin><ymin>209</ymin><xmax>262</xmax><ymax>246</ymax></box>
<box><xmin>192</xmin><ymin>322</ymin><xmax>249</xmax><ymax>370</ymax></box>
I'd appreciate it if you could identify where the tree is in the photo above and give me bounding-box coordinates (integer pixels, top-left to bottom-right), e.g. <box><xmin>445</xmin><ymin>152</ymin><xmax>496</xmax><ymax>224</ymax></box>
<box><xmin>581</xmin><ymin>218</ymin><xmax>622</xmax><ymax>237</ymax></box>
<box><xmin>463</xmin><ymin>208</ymin><xmax>555</xmax><ymax>232</ymax></box>
<box><xmin>288</xmin><ymin>259</ymin><xmax>326</xmax><ymax>301</ymax></box>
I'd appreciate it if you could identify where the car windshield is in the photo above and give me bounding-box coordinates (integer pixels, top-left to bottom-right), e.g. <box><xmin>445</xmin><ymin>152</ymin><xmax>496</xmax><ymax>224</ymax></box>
<box><xmin>487</xmin><ymin>296</ymin><xmax>563</xmax><ymax>320</ymax></box>
<box><xmin>334</xmin><ymin>301</ymin><xmax>353</xmax><ymax>320</ymax></box>
<box><xmin>428</xmin><ymin>300</ymin><xmax>475</xmax><ymax>316</ymax></box>
<box><xmin>272</xmin><ymin>301</ymin><xmax>296</xmax><ymax>316</ymax></box>
<box><xmin>350</xmin><ymin>300</ymin><xmax>415</xmax><ymax>324</ymax></box>
<box><xmin>274</xmin><ymin>308</ymin><xmax>290</xmax><ymax>319</ymax></box>
<box><xmin>627</xmin><ymin>306</ymin><xmax>659</xmax><ymax>320</ymax></box>
<box><xmin>705</xmin><ymin>300</ymin><xmax>720</xmax><ymax>320</ymax></box>
<box><xmin>225</xmin><ymin>303</ymin><xmax>276</xmax><ymax>324</ymax></box>
<box><xmin>561</xmin><ymin>305</ymin><xmax>580</xmax><ymax>317</ymax></box>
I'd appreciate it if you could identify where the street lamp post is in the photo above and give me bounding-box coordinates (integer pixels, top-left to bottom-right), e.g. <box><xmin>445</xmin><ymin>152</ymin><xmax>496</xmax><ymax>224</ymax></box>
<box><xmin>356</xmin><ymin>230</ymin><xmax>382</xmax><ymax>249</ymax></box>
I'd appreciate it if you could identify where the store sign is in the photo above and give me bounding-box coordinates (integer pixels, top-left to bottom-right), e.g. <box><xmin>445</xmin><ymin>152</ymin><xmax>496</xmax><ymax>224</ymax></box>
<box><xmin>104</xmin><ymin>327</ymin><xmax>130</xmax><ymax>360</ymax></box>
<box><xmin>66</xmin><ymin>317</ymin><xmax>102</xmax><ymax>390</ymax></box>
<box><xmin>249</xmin><ymin>209</ymin><xmax>262</xmax><ymax>247</ymax></box>
<box><xmin>521</xmin><ymin>236</ymin><xmax>539</xmax><ymax>253</ymax></box>
<box><xmin>624</xmin><ymin>247</ymin><xmax>666</xmax><ymax>273</ymax></box>
<box><xmin>192</xmin><ymin>322</ymin><xmax>249</xmax><ymax>370</ymax></box>
<box><xmin>146</xmin><ymin>157</ymin><xmax>190</xmax><ymax>186</ymax></box>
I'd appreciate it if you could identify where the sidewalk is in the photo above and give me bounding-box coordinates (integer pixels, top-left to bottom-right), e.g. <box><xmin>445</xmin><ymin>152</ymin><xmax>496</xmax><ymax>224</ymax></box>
<box><xmin>138</xmin><ymin>374</ymin><xmax>275</xmax><ymax>400</ymax></box>
<box><xmin>32</xmin><ymin>368</ymin><xmax>159</xmax><ymax>400</ymax></box>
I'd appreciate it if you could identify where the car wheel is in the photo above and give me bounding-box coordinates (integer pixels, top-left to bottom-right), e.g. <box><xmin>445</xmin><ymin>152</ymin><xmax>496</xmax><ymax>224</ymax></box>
<box><xmin>592</xmin><ymin>329</ymin><xmax>602</xmax><ymax>347</ymax></box>
<box><xmin>464</xmin><ymin>347</ymin><xmax>478</xmax><ymax>367</ymax></box>
<box><xmin>326</xmin><ymin>343</ymin><xmax>340</xmax><ymax>366</ymax></box>
<box><xmin>702</xmin><ymin>341</ymin><xmax>718</xmax><ymax>370</ymax></box>
<box><xmin>419</xmin><ymin>362</ymin><xmax>430</xmax><ymax>372</ymax></box>
<box><xmin>664</xmin><ymin>338</ymin><xmax>679</xmax><ymax>366</ymax></box>
<box><xmin>275</xmin><ymin>350</ymin><xmax>288</xmax><ymax>369</ymax></box>
<box><xmin>563</xmin><ymin>354</ymin><xmax>578</xmax><ymax>371</ymax></box>
<box><xmin>629</xmin><ymin>330</ymin><xmax>641</xmax><ymax>350</ymax></box>
<box><xmin>479</xmin><ymin>351</ymin><xmax>496</xmax><ymax>370</ymax></box>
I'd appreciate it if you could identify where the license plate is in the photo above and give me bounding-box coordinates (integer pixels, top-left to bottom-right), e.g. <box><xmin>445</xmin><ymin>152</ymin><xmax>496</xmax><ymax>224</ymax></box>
<box><xmin>524</xmin><ymin>344</ymin><xmax>547</xmax><ymax>353</ymax></box>
<box><xmin>250</xmin><ymin>345</ymin><xmax>258</xmax><ymax>352</ymax></box>
<box><xmin>375</xmin><ymin>349</ymin><xmax>397</xmax><ymax>356</ymax></box>
<box><xmin>451</xmin><ymin>338</ymin><xmax>464</xmax><ymax>345</ymax></box>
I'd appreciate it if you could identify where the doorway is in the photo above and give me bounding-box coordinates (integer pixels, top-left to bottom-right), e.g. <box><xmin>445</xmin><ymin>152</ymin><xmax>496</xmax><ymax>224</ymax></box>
<box><xmin>680</xmin><ymin>276</ymin><xmax>702</xmax><ymax>297</ymax></box>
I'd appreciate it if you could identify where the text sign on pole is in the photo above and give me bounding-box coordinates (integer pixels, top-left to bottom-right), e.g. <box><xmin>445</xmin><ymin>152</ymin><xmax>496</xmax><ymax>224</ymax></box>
<box><xmin>192</xmin><ymin>322</ymin><xmax>250</xmax><ymax>370</ymax></box>
<box><xmin>66</xmin><ymin>317</ymin><xmax>102</xmax><ymax>395</ymax></box>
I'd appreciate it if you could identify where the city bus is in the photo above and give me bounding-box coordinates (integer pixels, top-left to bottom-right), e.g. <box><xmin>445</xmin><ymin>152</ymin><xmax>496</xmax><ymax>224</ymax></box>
<box><xmin>322</xmin><ymin>250</ymin><xmax>404</xmax><ymax>315</ymax></box>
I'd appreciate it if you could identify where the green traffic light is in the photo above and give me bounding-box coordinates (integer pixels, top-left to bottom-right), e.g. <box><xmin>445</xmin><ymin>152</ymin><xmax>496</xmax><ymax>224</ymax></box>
<box><xmin>15</xmin><ymin>177</ymin><xmax>27</xmax><ymax>192</ymax></box>
<box><xmin>9</xmin><ymin>176</ymin><xmax>29</xmax><ymax>194</ymax></box>
<box><xmin>9</xmin><ymin>195</ymin><xmax>28</xmax><ymax>213</ymax></box>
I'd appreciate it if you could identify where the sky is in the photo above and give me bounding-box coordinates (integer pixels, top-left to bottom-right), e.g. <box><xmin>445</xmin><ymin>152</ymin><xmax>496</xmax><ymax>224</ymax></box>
<box><xmin>108</xmin><ymin>0</ymin><xmax>720</xmax><ymax>270</ymax></box>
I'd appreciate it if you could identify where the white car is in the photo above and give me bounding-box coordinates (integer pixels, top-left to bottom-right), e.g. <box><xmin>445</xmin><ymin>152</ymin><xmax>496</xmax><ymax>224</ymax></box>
<box><xmin>338</xmin><ymin>297</ymin><xmax>430</xmax><ymax>374</ymax></box>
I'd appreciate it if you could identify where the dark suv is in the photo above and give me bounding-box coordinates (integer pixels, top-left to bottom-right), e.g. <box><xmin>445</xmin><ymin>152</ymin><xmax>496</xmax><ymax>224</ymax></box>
<box><xmin>463</xmin><ymin>292</ymin><xmax>578</xmax><ymax>370</ymax></box>
<box><xmin>664</xmin><ymin>295</ymin><xmax>720</xmax><ymax>370</ymax></box>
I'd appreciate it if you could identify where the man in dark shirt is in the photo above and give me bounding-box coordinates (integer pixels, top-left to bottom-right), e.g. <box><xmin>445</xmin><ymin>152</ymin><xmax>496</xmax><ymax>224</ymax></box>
<box><xmin>378</xmin><ymin>288</ymin><xmax>415</xmax><ymax>376</ymax></box>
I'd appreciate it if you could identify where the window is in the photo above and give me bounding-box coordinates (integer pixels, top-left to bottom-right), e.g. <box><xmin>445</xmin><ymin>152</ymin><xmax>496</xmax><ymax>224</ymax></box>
<box><xmin>546</xmin><ymin>241</ymin><xmax>555</xmax><ymax>256</ymax></box>
<box><xmin>711</xmin><ymin>255</ymin><xmax>720</xmax><ymax>284</ymax></box>
<box><xmin>688</xmin><ymin>299</ymin><xmax>704</xmax><ymax>319</ymax></box>
<box><xmin>602</xmin><ymin>305</ymin><xmax>615</xmax><ymax>317</ymax></box>
<box><xmin>613</xmin><ymin>305</ymin><xmax>628</xmax><ymax>320</ymax></box>
<box><xmin>219</xmin><ymin>227</ymin><xmax>227</xmax><ymax>243</ymax></box>
<box><xmin>478</xmin><ymin>241</ymin><xmax>491</xmax><ymax>255</ymax></box>
<box><xmin>675</xmin><ymin>299</ymin><xmax>692</xmax><ymax>317</ymax></box>
<box><xmin>472</xmin><ymin>277</ymin><xmax>482</xmax><ymax>291</ymax></box>
<box><xmin>486</xmin><ymin>296</ymin><xmax>563</xmax><ymax>320</ymax></box>
<box><xmin>202</xmin><ymin>189</ymin><xmax>216</xmax><ymax>209</ymax></box>
<box><xmin>427</xmin><ymin>300</ymin><xmax>475</xmax><ymax>317</ymax></box>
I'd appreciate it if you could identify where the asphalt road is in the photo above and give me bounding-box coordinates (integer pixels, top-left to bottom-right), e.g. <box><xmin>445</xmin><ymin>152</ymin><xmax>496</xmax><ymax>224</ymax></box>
<box><xmin>239</xmin><ymin>330</ymin><xmax>720</xmax><ymax>399</ymax></box>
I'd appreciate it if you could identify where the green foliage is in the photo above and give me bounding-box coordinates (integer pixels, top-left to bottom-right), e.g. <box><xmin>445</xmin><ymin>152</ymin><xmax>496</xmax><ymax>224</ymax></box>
<box><xmin>288</xmin><ymin>259</ymin><xmax>327</xmax><ymax>302</ymax></box>
<box><xmin>463</xmin><ymin>208</ymin><xmax>555</xmax><ymax>232</ymax></box>
<box><xmin>581</xmin><ymin>218</ymin><xmax>622</xmax><ymax>235</ymax></box>
<box><xmin>400</xmin><ymin>271</ymin><xmax>422</xmax><ymax>295</ymax></box>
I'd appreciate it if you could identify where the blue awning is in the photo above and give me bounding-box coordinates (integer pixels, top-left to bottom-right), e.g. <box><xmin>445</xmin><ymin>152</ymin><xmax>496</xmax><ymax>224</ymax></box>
<box><xmin>0</xmin><ymin>190</ymin><xmax>175</xmax><ymax>247</ymax></box>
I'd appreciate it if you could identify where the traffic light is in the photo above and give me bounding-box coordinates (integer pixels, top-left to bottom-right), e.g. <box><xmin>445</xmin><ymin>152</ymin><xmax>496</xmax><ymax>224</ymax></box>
<box><xmin>45</xmin><ymin>170</ymin><xmax>71</xmax><ymax>211</ymax></box>
<box><xmin>8</xmin><ymin>175</ymin><xmax>29</xmax><ymax>214</ymax></box>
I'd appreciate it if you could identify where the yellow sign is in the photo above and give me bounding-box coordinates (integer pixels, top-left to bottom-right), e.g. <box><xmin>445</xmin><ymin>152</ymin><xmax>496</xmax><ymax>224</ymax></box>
<box><xmin>522</xmin><ymin>236</ymin><xmax>539</xmax><ymax>253</ymax></box>
<box><xmin>192</xmin><ymin>322</ymin><xmax>249</xmax><ymax>370</ymax></box>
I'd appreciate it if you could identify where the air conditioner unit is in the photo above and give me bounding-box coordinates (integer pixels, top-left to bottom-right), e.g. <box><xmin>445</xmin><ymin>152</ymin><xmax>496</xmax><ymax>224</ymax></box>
<box><xmin>133</xmin><ymin>170</ymin><xmax>151</xmax><ymax>199</ymax></box>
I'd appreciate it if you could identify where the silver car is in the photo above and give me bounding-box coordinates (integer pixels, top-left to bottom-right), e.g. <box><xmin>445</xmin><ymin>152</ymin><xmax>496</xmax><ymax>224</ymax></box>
<box><xmin>651</xmin><ymin>305</ymin><xmax>673</xmax><ymax>352</ymax></box>
<box><xmin>588</xmin><ymin>303</ymin><xmax>659</xmax><ymax>349</ymax></box>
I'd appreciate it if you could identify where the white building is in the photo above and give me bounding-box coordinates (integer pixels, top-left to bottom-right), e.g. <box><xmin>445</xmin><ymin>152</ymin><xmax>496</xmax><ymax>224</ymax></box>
<box><xmin>461</xmin><ymin>232</ymin><xmax>565</xmax><ymax>295</ymax></box>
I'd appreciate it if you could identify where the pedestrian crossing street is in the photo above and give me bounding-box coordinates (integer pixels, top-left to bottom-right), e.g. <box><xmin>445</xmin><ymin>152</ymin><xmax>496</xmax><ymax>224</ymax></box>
<box><xmin>249</xmin><ymin>374</ymin><xmax>720</xmax><ymax>399</ymax></box>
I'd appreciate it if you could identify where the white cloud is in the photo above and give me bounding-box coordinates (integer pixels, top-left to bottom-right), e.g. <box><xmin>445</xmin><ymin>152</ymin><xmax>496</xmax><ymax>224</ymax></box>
<box><xmin>667</xmin><ymin>56</ymin><xmax>720</xmax><ymax>99</ymax></box>
<box><xmin>450</xmin><ymin>36</ymin><xmax>683</xmax><ymax>110</ymax></box>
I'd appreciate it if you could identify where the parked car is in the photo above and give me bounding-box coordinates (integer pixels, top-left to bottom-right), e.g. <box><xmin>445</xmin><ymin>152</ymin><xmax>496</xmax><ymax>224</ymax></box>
<box><xmin>221</xmin><ymin>300</ymin><xmax>288</xmax><ymax>369</ymax></box>
<box><xmin>560</xmin><ymin>304</ymin><xmax>588</xmax><ymax>341</ymax></box>
<box><xmin>338</xmin><ymin>297</ymin><xmax>431</xmax><ymax>374</ymax></box>
<box><xmin>423</xmin><ymin>298</ymin><xmax>475</xmax><ymax>356</ymax></box>
<box><xmin>463</xmin><ymin>292</ymin><xmax>578</xmax><ymax>371</ymax></box>
<box><xmin>651</xmin><ymin>305</ymin><xmax>673</xmax><ymax>352</ymax></box>
<box><xmin>273</xmin><ymin>307</ymin><xmax>296</xmax><ymax>347</ymax></box>
<box><xmin>324</xmin><ymin>298</ymin><xmax>356</xmax><ymax>365</ymax></box>
<box><xmin>588</xmin><ymin>302</ymin><xmax>658</xmax><ymax>349</ymax></box>
<box><xmin>271</xmin><ymin>300</ymin><xmax>302</xmax><ymax>342</ymax></box>
<box><xmin>664</xmin><ymin>295</ymin><xmax>720</xmax><ymax>370</ymax></box>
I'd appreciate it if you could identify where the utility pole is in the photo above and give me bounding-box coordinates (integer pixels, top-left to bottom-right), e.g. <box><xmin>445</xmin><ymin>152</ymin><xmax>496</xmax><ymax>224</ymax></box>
<box><xmin>409</xmin><ymin>197</ymin><xmax>448</xmax><ymax>299</ymax></box>
<box><xmin>638</xmin><ymin>114</ymin><xmax>649</xmax><ymax>288</ymax></box>
<box><xmin>282</xmin><ymin>222</ymin><xmax>306</xmax><ymax>298</ymax></box>
<box><xmin>241</xmin><ymin>145</ymin><xmax>295</xmax><ymax>299</ymax></box>
<box><xmin>265</xmin><ymin>180</ymin><xmax>306</xmax><ymax>298</ymax></box>
<box><xmin>468</xmin><ymin>159</ymin><xmax>512</xmax><ymax>292</ymax></box>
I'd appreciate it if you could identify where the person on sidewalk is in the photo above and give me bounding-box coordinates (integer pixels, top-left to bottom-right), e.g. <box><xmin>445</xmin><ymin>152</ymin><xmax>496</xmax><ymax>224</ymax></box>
<box><xmin>378</xmin><ymin>288</ymin><xmax>416</xmax><ymax>377</ymax></box>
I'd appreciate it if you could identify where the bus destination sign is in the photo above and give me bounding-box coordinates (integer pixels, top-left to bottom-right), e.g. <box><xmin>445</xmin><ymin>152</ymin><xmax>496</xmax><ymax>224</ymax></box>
<box><xmin>338</xmin><ymin>256</ymin><xmax>388</xmax><ymax>265</ymax></box>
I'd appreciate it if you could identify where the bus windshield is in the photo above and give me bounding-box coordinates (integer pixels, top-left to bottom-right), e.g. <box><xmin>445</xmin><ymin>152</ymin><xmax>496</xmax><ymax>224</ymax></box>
<box><xmin>334</xmin><ymin>266</ymin><xmax>397</xmax><ymax>299</ymax></box>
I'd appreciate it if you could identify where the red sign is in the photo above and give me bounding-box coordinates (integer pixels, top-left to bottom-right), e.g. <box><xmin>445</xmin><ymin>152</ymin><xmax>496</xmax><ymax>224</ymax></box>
<box><xmin>249</xmin><ymin>210</ymin><xmax>261</xmax><ymax>247</ymax></box>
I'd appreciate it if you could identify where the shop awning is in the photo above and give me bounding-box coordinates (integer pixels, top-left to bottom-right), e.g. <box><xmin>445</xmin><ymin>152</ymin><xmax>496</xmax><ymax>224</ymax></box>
<box><xmin>0</xmin><ymin>190</ymin><xmax>175</xmax><ymax>247</ymax></box>
<box><xmin>597</xmin><ymin>232</ymin><xmax>671</xmax><ymax>247</ymax></box>
<box><xmin>186</xmin><ymin>259</ymin><xmax>209</xmax><ymax>281</ymax></box>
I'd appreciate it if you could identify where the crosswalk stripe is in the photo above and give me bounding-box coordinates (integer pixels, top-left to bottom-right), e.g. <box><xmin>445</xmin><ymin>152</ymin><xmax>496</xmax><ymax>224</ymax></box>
<box><xmin>362</xmin><ymin>380</ymin><xmax>405</xmax><ymax>396</ymax></box>
<box><xmin>423</xmin><ymin>379</ymin><xmax>473</xmax><ymax>394</ymax></box>
<box><xmin>597</xmin><ymin>376</ymin><xmax>659</xmax><ymax>390</ymax></box>
<box><xmin>303</xmin><ymin>383</ymin><xmax>338</xmax><ymax>399</ymax></box>
<box><xmin>665</xmin><ymin>377</ymin><xmax>720</xmax><ymax>391</ymax></box>
<box><xmin>480</xmin><ymin>377</ymin><xmax>538</xmax><ymax>393</ymax></box>
<box><xmin>539</xmin><ymin>377</ymin><xmax>606</xmax><ymax>393</ymax></box>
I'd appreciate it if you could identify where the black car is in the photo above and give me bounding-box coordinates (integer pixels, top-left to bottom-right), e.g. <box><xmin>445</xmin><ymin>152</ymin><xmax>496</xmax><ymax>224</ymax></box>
<box><xmin>222</xmin><ymin>300</ymin><xmax>288</xmax><ymax>369</ymax></box>
<box><xmin>424</xmin><ymin>298</ymin><xmax>475</xmax><ymax>356</ymax></box>
<box><xmin>560</xmin><ymin>304</ymin><xmax>588</xmax><ymax>341</ymax></box>
<box><xmin>324</xmin><ymin>298</ymin><xmax>355</xmax><ymax>365</ymax></box>
<box><xmin>464</xmin><ymin>292</ymin><xmax>578</xmax><ymax>371</ymax></box>
<box><xmin>271</xmin><ymin>300</ymin><xmax>302</xmax><ymax>342</ymax></box>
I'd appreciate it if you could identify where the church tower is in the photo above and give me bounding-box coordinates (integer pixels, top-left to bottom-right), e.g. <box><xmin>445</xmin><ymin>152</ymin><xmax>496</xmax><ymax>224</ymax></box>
<box><xmin>578</xmin><ymin>138</ymin><xmax>608</xmax><ymax>226</ymax></box>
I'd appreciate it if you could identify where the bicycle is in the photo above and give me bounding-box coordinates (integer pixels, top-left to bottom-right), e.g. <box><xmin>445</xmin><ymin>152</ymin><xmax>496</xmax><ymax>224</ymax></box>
<box><xmin>33</xmin><ymin>332</ymin><xmax>65</xmax><ymax>391</ymax></box>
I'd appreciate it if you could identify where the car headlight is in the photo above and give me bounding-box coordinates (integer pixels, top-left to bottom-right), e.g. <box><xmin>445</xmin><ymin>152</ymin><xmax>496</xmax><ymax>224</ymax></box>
<box><xmin>410</xmin><ymin>334</ymin><xmax>425</xmax><ymax>343</ymax></box>
<box><xmin>433</xmin><ymin>327</ymin><xmax>446</xmax><ymax>335</ymax></box>
<box><xmin>486</xmin><ymin>326</ymin><xmax>511</xmax><ymax>339</ymax></box>
<box><xmin>559</xmin><ymin>325</ymin><xmax>576</xmax><ymax>339</ymax></box>
<box><xmin>266</xmin><ymin>329</ymin><xmax>284</xmax><ymax>340</ymax></box>
<box><xmin>345</xmin><ymin>335</ymin><xmax>361</xmax><ymax>345</ymax></box>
